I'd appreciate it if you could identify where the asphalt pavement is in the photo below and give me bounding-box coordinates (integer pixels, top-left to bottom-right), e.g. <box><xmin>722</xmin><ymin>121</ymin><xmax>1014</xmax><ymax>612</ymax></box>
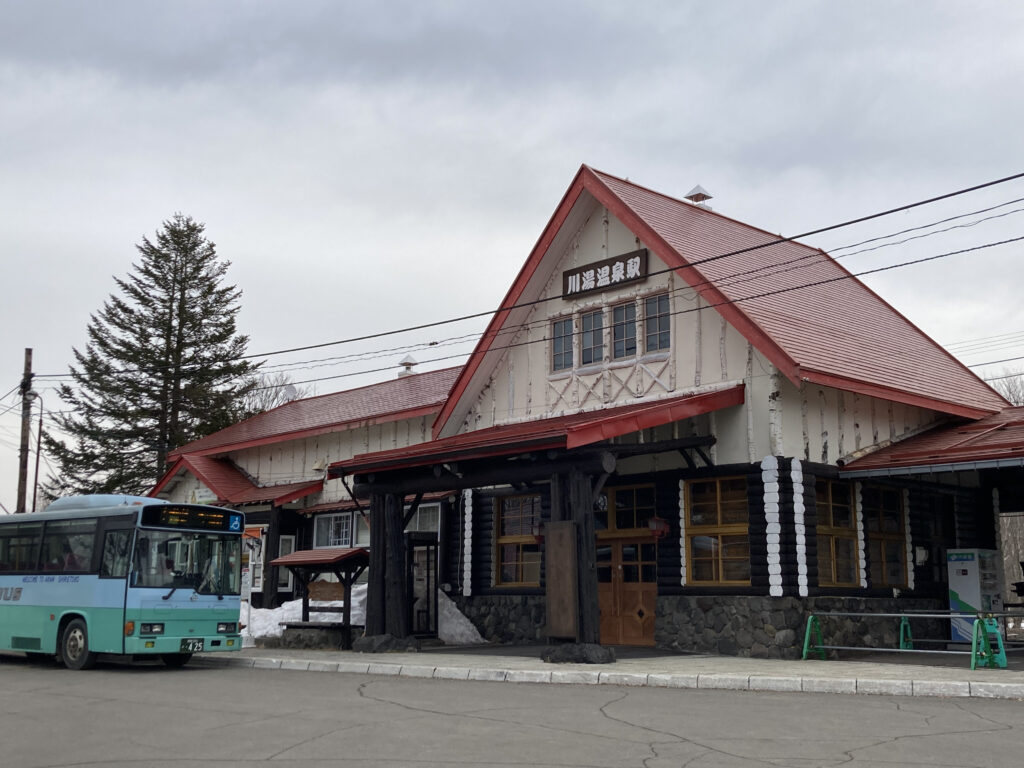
<box><xmin>195</xmin><ymin>641</ymin><xmax>1024</xmax><ymax>700</ymax></box>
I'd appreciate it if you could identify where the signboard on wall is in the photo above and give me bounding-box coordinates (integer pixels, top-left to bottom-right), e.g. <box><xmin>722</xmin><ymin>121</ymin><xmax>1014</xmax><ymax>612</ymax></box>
<box><xmin>562</xmin><ymin>248</ymin><xmax>648</xmax><ymax>299</ymax></box>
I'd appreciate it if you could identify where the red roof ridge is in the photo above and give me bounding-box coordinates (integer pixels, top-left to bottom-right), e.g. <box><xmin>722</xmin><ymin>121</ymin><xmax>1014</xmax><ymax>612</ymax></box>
<box><xmin>169</xmin><ymin>365</ymin><xmax>462</xmax><ymax>459</ymax></box>
<box><xmin>585</xmin><ymin>165</ymin><xmax>830</xmax><ymax>254</ymax></box>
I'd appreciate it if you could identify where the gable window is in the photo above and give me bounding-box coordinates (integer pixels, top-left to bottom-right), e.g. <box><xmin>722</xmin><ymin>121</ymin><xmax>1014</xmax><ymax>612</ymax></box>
<box><xmin>496</xmin><ymin>494</ymin><xmax>542</xmax><ymax>587</ymax></box>
<box><xmin>313</xmin><ymin>513</ymin><xmax>352</xmax><ymax>548</ymax></box>
<box><xmin>581</xmin><ymin>310</ymin><xmax>604</xmax><ymax>365</ymax></box>
<box><xmin>645</xmin><ymin>293</ymin><xmax>670</xmax><ymax>352</ymax></box>
<box><xmin>685</xmin><ymin>477</ymin><xmax>750</xmax><ymax>585</ymax></box>
<box><xmin>862</xmin><ymin>485</ymin><xmax>907</xmax><ymax>588</ymax></box>
<box><xmin>551</xmin><ymin>318</ymin><xmax>573</xmax><ymax>371</ymax></box>
<box><xmin>816</xmin><ymin>479</ymin><xmax>858</xmax><ymax>587</ymax></box>
<box><xmin>612</xmin><ymin>303</ymin><xmax>637</xmax><ymax>359</ymax></box>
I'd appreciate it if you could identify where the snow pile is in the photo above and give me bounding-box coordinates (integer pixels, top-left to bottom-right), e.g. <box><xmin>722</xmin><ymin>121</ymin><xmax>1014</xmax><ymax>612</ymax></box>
<box><xmin>240</xmin><ymin>585</ymin><xmax>485</xmax><ymax>647</ymax></box>
<box><xmin>437</xmin><ymin>589</ymin><xmax>485</xmax><ymax>645</ymax></box>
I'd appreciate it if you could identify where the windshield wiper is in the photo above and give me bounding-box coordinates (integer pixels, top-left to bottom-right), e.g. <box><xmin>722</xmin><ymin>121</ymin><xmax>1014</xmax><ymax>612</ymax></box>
<box><xmin>162</xmin><ymin>587</ymin><xmax>177</xmax><ymax>600</ymax></box>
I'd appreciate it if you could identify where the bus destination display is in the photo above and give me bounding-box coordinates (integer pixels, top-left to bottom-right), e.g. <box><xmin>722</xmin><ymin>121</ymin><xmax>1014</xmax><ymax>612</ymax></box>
<box><xmin>141</xmin><ymin>505</ymin><xmax>243</xmax><ymax>532</ymax></box>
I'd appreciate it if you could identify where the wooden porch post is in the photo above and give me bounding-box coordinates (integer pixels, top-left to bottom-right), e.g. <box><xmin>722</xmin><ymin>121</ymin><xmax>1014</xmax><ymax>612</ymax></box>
<box><xmin>569</xmin><ymin>467</ymin><xmax>600</xmax><ymax>644</ymax></box>
<box><xmin>384</xmin><ymin>491</ymin><xmax>410</xmax><ymax>637</ymax></box>
<box><xmin>263</xmin><ymin>504</ymin><xmax>281</xmax><ymax>608</ymax></box>
<box><xmin>365</xmin><ymin>492</ymin><xmax>386</xmax><ymax>636</ymax></box>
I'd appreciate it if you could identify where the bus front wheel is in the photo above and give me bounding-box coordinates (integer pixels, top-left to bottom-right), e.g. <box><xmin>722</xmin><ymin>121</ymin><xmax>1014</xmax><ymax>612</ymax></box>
<box><xmin>161</xmin><ymin>653</ymin><xmax>192</xmax><ymax>668</ymax></box>
<box><xmin>61</xmin><ymin>619</ymin><xmax>97</xmax><ymax>670</ymax></box>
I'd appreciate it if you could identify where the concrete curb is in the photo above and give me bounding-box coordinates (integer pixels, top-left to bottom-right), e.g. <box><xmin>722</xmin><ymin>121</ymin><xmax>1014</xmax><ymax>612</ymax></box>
<box><xmin>193</xmin><ymin>654</ymin><xmax>1024</xmax><ymax>700</ymax></box>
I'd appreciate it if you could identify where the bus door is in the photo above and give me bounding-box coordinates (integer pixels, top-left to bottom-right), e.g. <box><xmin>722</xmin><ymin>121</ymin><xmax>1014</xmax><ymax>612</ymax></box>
<box><xmin>97</xmin><ymin>520</ymin><xmax>135</xmax><ymax>654</ymax></box>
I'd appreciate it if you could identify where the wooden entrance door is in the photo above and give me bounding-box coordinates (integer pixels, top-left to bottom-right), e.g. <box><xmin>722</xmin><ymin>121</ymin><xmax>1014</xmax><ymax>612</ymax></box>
<box><xmin>597</xmin><ymin>538</ymin><xmax>657</xmax><ymax>646</ymax></box>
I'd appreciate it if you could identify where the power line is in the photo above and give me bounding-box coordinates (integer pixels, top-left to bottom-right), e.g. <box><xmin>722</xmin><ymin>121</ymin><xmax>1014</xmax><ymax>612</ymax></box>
<box><xmin>31</xmin><ymin>169</ymin><xmax>1024</xmax><ymax>386</ymax></box>
<box><xmin>269</xmin><ymin>233</ymin><xmax>1024</xmax><ymax>390</ymax></box>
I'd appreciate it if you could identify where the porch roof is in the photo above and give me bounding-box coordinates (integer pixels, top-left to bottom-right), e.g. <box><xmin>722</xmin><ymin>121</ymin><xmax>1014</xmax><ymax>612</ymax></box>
<box><xmin>270</xmin><ymin>547</ymin><xmax>369</xmax><ymax>568</ymax></box>
<box><xmin>329</xmin><ymin>383</ymin><xmax>744</xmax><ymax>477</ymax></box>
<box><xmin>841</xmin><ymin>406</ymin><xmax>1024</xmax><ymax>476</ymax></box>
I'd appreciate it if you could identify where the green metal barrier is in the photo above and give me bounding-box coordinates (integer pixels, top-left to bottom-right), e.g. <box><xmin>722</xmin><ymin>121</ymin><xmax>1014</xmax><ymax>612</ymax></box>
<box><xmin>802</xmin><ymin>614</ymin><xmax>825</xmax><ymax>660</ymax></box>
<box><xmin>899</xmin><ymin>615</ymin><xmax>914</xmax><ymax>650</ymax></box>
<box><xmin>802</xmin><ymin>611</ymin><xmax>1018</xmax><ymax>668</ymax></box>
<box><xmin>970</xmin><ymin>617</ymin><xmax>1007</xmax><ymax>670</ymax></box>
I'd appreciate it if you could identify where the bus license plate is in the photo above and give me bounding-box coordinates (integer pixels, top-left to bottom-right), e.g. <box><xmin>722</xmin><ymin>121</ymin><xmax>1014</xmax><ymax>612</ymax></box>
<box><xmin>180</xmin><ymin>638</ymin><xmax>204</xmax><ymax>653</ymax></box>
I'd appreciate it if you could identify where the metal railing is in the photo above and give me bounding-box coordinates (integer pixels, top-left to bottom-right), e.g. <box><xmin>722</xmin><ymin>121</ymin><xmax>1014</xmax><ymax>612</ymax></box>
<box><xmin>802</xmin><ymin>610</ymin><xmax>1024</xmax><ymax>670</ymax></box>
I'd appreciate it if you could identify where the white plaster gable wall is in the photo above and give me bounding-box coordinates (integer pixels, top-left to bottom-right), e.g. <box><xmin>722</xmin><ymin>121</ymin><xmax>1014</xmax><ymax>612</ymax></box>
<box><xmin>463</xmin><ymin>207</ymin><xmax>752</xmax><ymax>436</ymax></box>
<box><xmin>778</xmin><ymin>380</ymin><xmax>943</xmax><ymax>465</ymax></box>
<box><xmin>161</xmin><ymin>472</ymin><xmax>216</xmax><ymax>505</ymax></box>
<box><xmin>167</xmin><ymin>414</ymin><xmax>434</xmax><ymax>508</ymax></box>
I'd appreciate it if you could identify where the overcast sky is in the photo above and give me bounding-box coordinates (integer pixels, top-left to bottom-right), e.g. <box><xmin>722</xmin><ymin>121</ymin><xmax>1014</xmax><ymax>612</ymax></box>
<box><xmin>3</xmin><ymin>1</ymin><xmax>1024</xmax><ymax>512</ymax></box>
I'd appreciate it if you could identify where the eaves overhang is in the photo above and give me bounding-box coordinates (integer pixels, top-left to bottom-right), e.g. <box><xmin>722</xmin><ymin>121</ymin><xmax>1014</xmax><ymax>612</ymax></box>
<box><xmin>335</xmin><ymin>383</ymin><xmax>744</xmax><ymax>479</ymax></box>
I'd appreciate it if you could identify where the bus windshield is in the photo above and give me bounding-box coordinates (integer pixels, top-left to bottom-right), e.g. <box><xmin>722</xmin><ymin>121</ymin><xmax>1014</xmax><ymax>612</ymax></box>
<box><xmin>133</xmin><ymin>530</ymin><xmax>242</xmax><ymax>596</ymax></box>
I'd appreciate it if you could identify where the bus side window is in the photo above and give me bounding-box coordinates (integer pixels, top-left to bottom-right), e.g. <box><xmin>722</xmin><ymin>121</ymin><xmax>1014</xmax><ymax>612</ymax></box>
<box><xmin>42</xmin><ymin>519</ymin><xmax>96</xmax><ymax>573</ymax></box>
<box><xmin>6</xmin><ymin>523</ymin><xmax>42</xmax><ymax>572</ymax></box>
<box><xmin>101</xmin><ymin>530</ymin><xmax>131</xmax><ymax>578</ymax></box>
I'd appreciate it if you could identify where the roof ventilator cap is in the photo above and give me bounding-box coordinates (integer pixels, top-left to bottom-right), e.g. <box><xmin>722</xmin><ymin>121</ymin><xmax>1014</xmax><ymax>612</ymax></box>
<box><xmin>398</xmin><ymin>355</ymin><xmax>417</xmax><ymax>378</ymax></box>
<box><xmin>684</xmin><ymin>184</ymin><xmax>713</xmax><ymax>210</ymax></box>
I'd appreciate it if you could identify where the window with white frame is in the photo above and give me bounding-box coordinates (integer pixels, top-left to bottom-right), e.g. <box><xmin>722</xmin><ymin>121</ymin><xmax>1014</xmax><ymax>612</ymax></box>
<box><xmin>581</xmin><ymin>310</ymin><xmax>604</xmax><ymax>364</ymax></box>
<box><xmin>644</xmin><ymin>293</ymin><xmax>670</xmax><ymax>352</ymax></box>
<box><xmin>353</xmin><ymin>512</ymin><xmax>371</xmax><ymax>547</ymax></box>
<box><xmin>406</xmin><ymin>502</ymin><xmax>440</xmax><ymax>533</ymax></box>
<box><xmin>549</xmin><ymin>292</ymin><xmax>671</xmax><ymax>376</ymax></box>
<box><xmin>313</xmin><ymin>512</ymin><xmax>352</xmax><ymax>548</ymax></box>
<box><xmin>551</xmin><ymin>317</ymin><xmax>573</xmax><ymax>371</ymax></box>
<box><xmin>612</xmin><ymin>302</ymin><xmax>637</xmax><ymax>359</ymax></box>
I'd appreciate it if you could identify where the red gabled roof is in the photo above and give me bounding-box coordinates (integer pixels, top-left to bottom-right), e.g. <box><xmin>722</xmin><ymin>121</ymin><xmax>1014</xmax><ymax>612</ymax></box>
<box><xmin>333</xmin><ymin>384</ymin><xmax>744</xmax><ymax>476</ymax></box>
<box><xmin>433</xmin><ymin>166</ymin><xmax>1006</xmax><ymax>437</ymax></box>
<box><xmin>168</xmin><ymin>366</ymin><xmax>461</xmax><ymax>459</ymax></box>
<box><xmin>149</xmin><ymin>454</ymin><xmax>322</xmax><ymax>506</ymax></box>
<box><xmin>842</xmin><ymin>407</ymin><xmax>1024</xmax><ymax>472</ymax></box>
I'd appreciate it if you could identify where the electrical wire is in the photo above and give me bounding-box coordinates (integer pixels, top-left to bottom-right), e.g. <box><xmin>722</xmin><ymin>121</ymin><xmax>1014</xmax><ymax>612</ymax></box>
<box><xmin>263</xmin><ymin>233</ymin><xmax>1024</xmax><ymax>390</ymax></box>
<box><xmin>30</xmin><ymin>169</ymin><xmax>1024</xmax><ymax>386</ymax></box>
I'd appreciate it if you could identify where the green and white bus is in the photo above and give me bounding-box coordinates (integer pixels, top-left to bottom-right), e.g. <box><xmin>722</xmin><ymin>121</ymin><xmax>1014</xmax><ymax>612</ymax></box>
<box><xmin>0</xmin><ymin>495</ymin><xmax>244</xmax><ymax>669</ymax></box>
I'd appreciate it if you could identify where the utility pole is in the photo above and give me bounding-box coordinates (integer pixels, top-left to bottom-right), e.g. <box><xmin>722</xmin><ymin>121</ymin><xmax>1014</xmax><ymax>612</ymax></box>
<box><xmin>16</xmin><ymin>348</ymin><xmax>33</xmax><ymax>514</ymax></box>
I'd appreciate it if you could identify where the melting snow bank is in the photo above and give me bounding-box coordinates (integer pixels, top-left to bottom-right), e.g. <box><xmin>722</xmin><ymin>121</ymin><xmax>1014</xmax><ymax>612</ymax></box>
<box><xmin>240</xmin><ymin>585</ymin><xmax>484</xmax><ymax>647</ymax></box>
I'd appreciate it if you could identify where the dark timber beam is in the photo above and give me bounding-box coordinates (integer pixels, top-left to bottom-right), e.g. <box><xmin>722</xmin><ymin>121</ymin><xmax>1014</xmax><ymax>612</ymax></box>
<box><xmin>384</xmin><ymin>492</ymin><xmax>410</xmax><ymax>638</ymax></box>
<box><xmin>569</xmin><ymin>467</ymin><xmax>600</xmax><ymax>644</ymax></box>
<box><xmin>365</xmin><ymin>492</ymin><xmax>386</xmax><ymax>636</ymax></box>
<box><xmin>402</xmin><ymin>491</ymin><xmax>424</xmax><ymax>528</ymax></box>
<box><xmin>263</xmin><ymin>504</ymin><xmax>282</xmax><ymax>608</ymax></box>
<box><xmin>353</xmin><ymin>452</ymin><xmax>615</xmax><ymax>496</ymax></box>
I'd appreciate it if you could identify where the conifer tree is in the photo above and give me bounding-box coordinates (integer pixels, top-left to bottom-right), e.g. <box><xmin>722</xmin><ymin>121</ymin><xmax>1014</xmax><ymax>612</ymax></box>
<box><xmin>44</xmin><ymin>214</ymin><xmax>259</xmax><ymax>496</ymax></box>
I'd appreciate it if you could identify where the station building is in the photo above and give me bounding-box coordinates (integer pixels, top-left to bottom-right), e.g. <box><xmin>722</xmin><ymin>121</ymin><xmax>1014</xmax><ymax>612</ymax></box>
<box><xmin>153</xmin><ymin>166</ymin><xmax>1023</xmax><ymax>657</ymax></box>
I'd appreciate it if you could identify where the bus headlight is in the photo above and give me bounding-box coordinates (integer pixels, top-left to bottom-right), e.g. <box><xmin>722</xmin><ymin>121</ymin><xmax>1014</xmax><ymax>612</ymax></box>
<box><xmin>140</xmin><ymin>623</ymin><xmax>165</xmax><ymax>635</ymax></box>
<box><xmin>217</xmin><ymin>622</ymin><xmax>237</xmax><ymax>634</ymax></box>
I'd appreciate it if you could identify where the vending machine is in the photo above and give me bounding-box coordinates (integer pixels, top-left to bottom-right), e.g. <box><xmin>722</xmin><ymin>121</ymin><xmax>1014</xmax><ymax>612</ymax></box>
<box><xmin>947</xmin><ymin>548</ymin><xmax>1002</xmax><ymax>642</ymax></box>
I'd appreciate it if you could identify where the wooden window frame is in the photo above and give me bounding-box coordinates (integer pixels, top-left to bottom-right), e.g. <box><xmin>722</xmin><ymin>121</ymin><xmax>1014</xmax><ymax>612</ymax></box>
<box><xmin>595</xmin><ymin>484</ymin><xmax>656</xmax><ymax>537</ymax></box>
<box><xmin>495</xmin><ymin>494</ymin><xmax>542</xmax><ymax>587</ymax></box>
<box><xmin>815</xmin><ymin>479</ymin><xmax>859</xmax><ymax>587</ymax></box>
<box><xmin>861</xmin><ymin>485</ymin><xmax>908</xmax><ymax>588</ymax></box>
<box><xmin>684</xmin><ymin>476</ymin><xmax>750</xmax><ymax>586</ymax></box>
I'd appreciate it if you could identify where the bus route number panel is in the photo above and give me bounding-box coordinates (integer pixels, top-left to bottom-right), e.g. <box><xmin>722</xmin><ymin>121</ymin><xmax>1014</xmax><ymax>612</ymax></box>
<box><xmin>140</xmin><ymin>505</ymin><xmax>243</xmax><ymax>532</ymax></box>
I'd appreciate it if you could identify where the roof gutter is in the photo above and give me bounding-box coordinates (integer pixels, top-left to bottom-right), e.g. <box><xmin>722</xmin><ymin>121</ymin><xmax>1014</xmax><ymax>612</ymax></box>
<box><xmin>839</xmin><ymin>456</ymin><xmax>1024</xmax><ymax>479</ymax></box>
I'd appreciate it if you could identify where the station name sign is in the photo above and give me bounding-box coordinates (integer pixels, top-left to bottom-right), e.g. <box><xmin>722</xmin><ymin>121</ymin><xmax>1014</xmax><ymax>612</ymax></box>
<box><xmin>562</xmin><ymin>249</ymin><xmax>648</xmax><ymax>299</ymax></box>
